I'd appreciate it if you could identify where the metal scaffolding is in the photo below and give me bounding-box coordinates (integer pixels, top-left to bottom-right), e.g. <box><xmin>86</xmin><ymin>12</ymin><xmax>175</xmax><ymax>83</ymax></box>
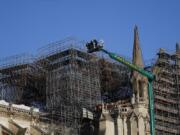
<box><xmin>0</xmin><ymin>53</ymin><xmax>46</xmax><ymax>107</ymax></box>
<box><xmin>98</xmin><ymin>59</ymin><xmax>132</xmax><ymax>103</ymax></box>
<box><xmin>41</xmin><ymin>45</ymin><xmax>101</xmax><ymax>134</ymax></box>
<box><xmin>0</xmin><ymin>39</ymin><xmax>102</xmax><ymax>134</ymax></box>
<box><xmin>0</xmin><ymin>38</ymin><xmax>134</xmax><ymax>135</ymax></box>
<box><xmin>152</xmin><ymin>46</ymin><xmax>180</xmax><ymax>135</ymax></box>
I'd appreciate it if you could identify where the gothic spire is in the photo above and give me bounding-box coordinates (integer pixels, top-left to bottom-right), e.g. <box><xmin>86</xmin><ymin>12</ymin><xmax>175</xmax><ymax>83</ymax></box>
<box><xmin>132</xmin><ymin>25</ymin><xmax>144</xmax><ymax>68</ymax></box>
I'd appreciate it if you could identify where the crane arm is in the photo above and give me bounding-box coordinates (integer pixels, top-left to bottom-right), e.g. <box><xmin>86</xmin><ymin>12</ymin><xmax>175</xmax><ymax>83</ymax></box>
<box><xmin>101</xmin><ymin>49</ymin><xmax>155</xmax><ymax>81</ymax></box>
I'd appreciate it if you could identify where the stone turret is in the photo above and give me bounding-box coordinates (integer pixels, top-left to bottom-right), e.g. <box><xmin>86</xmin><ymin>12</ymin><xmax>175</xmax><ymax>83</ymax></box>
<box><xmin>131</xmin><ymin>26</ymin><xmax>150</xmax><ymax>135</ymax></box>
<box><xmin>132</xmin><ymin>26</ymin><xmax>148</xmax><ymax>104</ymax></box>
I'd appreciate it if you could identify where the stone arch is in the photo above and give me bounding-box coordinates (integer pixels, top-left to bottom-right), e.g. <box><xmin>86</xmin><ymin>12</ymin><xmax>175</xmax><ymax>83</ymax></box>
<box><xmin>129</xmin><ymin>112</ymin><xmax>138</xmax><ymax>135</ymax></box>
<box><xmin>137</xmin><ymin>113</ymin><xmax>145</xmax><ymax>135</ymax></box>
<box><xmin>116</xmin><ymin>114</ymin><xmax>123</xmax><ymax>135</ymax></box>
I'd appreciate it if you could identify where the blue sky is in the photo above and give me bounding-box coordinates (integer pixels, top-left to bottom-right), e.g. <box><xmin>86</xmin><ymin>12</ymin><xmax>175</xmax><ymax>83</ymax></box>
<box><xmin>0</xmin><ymin>0</ymin><xmax>180</xmax><ymax>61</ymax></box>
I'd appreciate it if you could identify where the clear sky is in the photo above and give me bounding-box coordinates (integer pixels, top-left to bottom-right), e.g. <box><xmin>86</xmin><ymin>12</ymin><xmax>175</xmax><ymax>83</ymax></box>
<box><xmin>0</xmin><ymin>0</ymin><xmax>180</xmax><ymax>61</ymax></box>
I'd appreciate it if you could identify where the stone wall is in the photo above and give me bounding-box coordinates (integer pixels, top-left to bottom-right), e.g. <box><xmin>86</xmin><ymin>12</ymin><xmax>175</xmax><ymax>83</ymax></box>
<box><xmin>0</xmin><ymin>100</ymin><xmax>49</xmax><ymax>135</ymax></box>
